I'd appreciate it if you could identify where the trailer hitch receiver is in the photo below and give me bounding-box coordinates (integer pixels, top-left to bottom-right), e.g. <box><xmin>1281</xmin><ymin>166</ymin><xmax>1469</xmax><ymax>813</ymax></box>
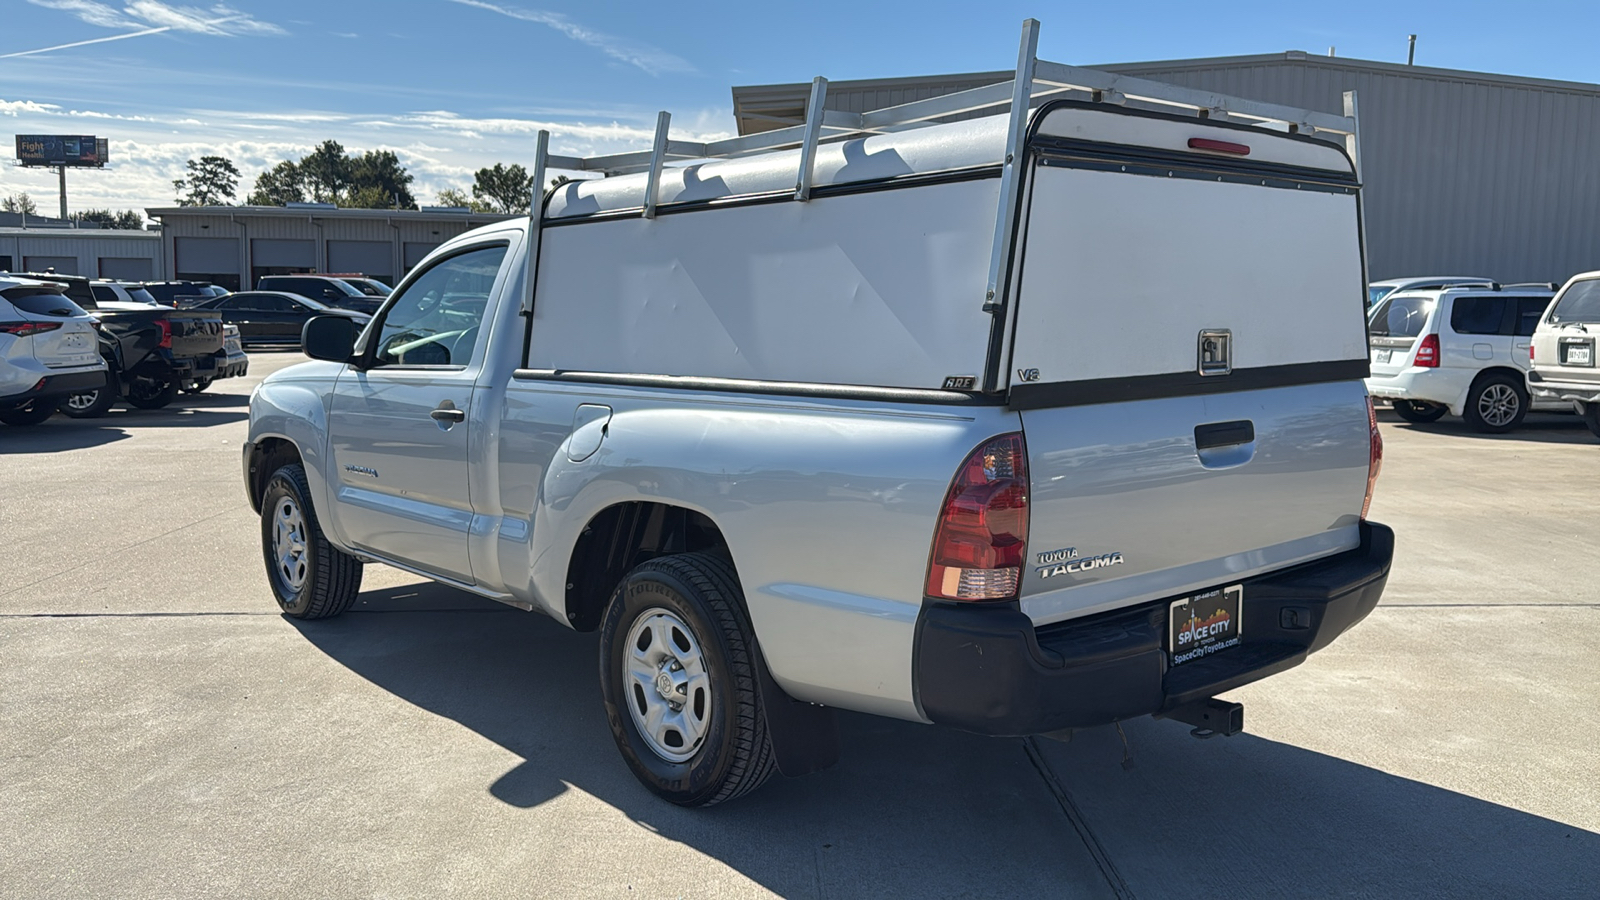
<box><xmin>1161</xmin><ymin>698</ymin><xmax>1244</xmax><ymax>739</ymax></box>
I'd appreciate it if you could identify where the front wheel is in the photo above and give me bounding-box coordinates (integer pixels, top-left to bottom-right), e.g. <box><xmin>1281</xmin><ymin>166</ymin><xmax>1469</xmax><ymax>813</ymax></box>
<box><xmin>599</xmin><ymin>552</ymin><xmax>776</xmax><ymax>807</ymax></box>
<box><xmin>259</xmin><ymin>462</ymin><xmax>363</xmax><ymax>619</ymax></box>
<box><xmin>1463</xmin><ymin>374</ymin><xmax>1528</xmax><ymax>433</ymax></box>
<box><xmin>0</xmin><ymin>400</ymin><xmax>56</xmax><ymax>426</ymax></box>
<box><xmin>124</xmin><ymin>376</ymin><xmax>180</xmax><ymax>410</ymax></box>
<box><xmin>1392</xmin><ymin>399</ymin><xmax>1447</xmax><ymax>424</ymax></box>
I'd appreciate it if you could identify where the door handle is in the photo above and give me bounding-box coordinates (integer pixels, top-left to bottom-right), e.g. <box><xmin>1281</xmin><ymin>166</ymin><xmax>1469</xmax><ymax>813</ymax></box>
<box><xmin>430</xmin><ymin>407</ymin><xmax>466</xmax><ymax>423</ymax></box>
<box><xmin>1194</xmin><ymin>420</ymin><xmax>1255</xmax><ymax>450</ymax></box>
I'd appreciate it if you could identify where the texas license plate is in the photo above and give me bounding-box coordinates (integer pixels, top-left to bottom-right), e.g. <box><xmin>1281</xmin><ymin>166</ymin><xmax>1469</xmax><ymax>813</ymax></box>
<box><xmin>1373</xmin><ymin>349</ymin><xmax>1392</xmax><ymax>364</ymax></box>
<box><xmin>1566</xmin><ymin>345</ymin><xmax>1593</xmax><ymax>366</ymax></box>
<box><xmin>1170</xmin><ymin>585</ymin><xmax>1243</xmax><ymax>666</ymax></box>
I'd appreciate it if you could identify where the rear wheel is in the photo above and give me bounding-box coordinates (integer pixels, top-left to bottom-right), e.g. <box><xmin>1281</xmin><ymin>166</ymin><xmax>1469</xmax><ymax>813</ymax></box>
<box><xmin>182</xmin><ymin>377</ymin><xmax>213</xmax><ymax>394</ymax></box>
<box><xmin>0</xmin><ymin>400</ymin><xmax>56</xmax><ymax>426</ymax></box>
<box><xmin>259</xmin><ymin>462</ymin><xmax>363</xmax><ymax>619</ymax></box>
<box><xmin>599</xmin><ymin>552</ymin><xmax>776</xmax><ymax>807</ymax></box>
<box><xmin>59</xmin><ymin>381</ymin><xmax>119</xmax><ymax>418</ymax></box>
<box><xmin>1392</xmin><ymin>399</ymin><xmax>1447</xmax><ymax>424</ymax></box>
<box><xmin>124</xmin><ymin>376</ymin><xmax>180</xmax><ymax>410</ymax></box>
<box><xmin>1583</xmin><ymin>403</ymin><xmax>1600</xmax><ymax>440</ymax></box>
<box><xmin>1463</xmin><ymin>373</ymin><xmax>1528</xmax><ymax>433</ymax></box>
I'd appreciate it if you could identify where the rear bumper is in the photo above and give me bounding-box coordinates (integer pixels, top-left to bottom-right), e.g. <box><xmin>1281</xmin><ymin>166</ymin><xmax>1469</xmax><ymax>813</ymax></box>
<box><xmin>1527</xmin><ymin>369</ymin><xmax>1600</xmax><ymax>404</ymax></box>
<box><xmin>0</xmin><ymin>367</ymin><xmax>108</xmax><ymax>406</ymax></box>
<box><xmin>913</xmin><ymin>521</ymin><xmax>1394</xmax><ymax>736</ymax></box>
<box><xmin>1365</xmin><ymin>369</ymin><xmax>1468</xmax><ymax>412</ymax></box>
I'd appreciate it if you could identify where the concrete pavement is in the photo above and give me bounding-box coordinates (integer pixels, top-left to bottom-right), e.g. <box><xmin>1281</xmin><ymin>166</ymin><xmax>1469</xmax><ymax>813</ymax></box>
<box><xmin>1</xmin><ymin>354</ymin><xmax>1595</xmax><ymax>898</ymax></box>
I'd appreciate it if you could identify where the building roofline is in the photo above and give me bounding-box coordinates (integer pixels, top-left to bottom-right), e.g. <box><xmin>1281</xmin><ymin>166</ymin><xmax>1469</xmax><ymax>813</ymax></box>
<box><xmin>731</xmin><ymin>51</ymin><xmax>1600</xmax><ymax>109</ymax></box>
<box><xmin>144</xmin><ymin>205</ymin><xmax>516</xmax><ymax>221</ymax></box>
<box><xmin>0</xmin><ymin>227</ymin><xmax>157</xmax><ymax>237</ymax></box>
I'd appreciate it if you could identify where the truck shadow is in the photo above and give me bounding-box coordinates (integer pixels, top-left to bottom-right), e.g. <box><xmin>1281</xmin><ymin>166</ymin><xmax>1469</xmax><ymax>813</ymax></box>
<box><xmin>293</xmin><ymin>580</ymin><xmax>1599</xmax><ymax>899</ymax></box>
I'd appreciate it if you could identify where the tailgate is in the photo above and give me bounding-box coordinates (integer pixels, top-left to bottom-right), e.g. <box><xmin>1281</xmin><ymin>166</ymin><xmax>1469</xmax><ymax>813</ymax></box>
<box><xmin>1004</xmin><ymin>105</ymin><xmax>1373</xmax><ymax>624</ymax></box>
<box><xmin>167</xmin><ymin>312</ymin><xmax>225</xmax><ymax>357</ymax></box>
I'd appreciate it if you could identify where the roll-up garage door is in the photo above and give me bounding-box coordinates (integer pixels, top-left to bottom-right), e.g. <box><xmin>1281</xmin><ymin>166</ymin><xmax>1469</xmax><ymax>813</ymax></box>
<box><xmin>403</xmin><ymin>242</ymin><xmax>440</xmax><ymax>270</ymax></box>
<box><xmin>327</xmin><ymin>240</ymin><xmax>392</xmax><ymax>280</ymax></box>
<box><xmin>24</xmin><ymin>256</ymin><xmax>78</xmax><ymax>274</ymax></box>
<box><xmin>175</xmin><ymin>237</ymin><xmax>239</xmax><ymax>272</ymax></box>
<box><xmin>99</xmin><ymin>257</ymin><xmax>153</xmax><ymax>280</ymax></box>
<box><xmin>251</xmin><ymin>239</ymin><xmax>314</xmax><ymax>268</ymax></box>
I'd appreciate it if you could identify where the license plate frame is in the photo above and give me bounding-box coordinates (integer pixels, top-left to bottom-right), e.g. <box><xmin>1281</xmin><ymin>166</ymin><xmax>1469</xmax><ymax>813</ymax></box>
<box><xmin>1561</xmin><ymin>339</ymin><xmax>1594</xmax><ymax>367</ymax></box>
<box><xmin>1169</xmin><ymin>585</ymin><xmax>1244</xmax><ymax>666</ymax></box>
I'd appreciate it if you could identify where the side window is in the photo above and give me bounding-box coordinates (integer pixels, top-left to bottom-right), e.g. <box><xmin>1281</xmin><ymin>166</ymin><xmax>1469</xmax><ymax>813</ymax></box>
<box><xmin>372</xmin><ymin>244</ymin><xmax>506</xmax><ymax>368</ymax></box>
<box><xmin>1449</xmin><ymin>297</ymin><xmax>1506</xmax><ymax>335</ymax></box>
<box><xmin>1515</xmin><ymin>297</ymin><xmax>1551</xmax><ymax>336</ymax></box>
<box><xmin>91</xmin><ymin>285</ymin><xmax>117</xmax><ymax>303</ymax></box>
<box><xmin>220</xmin><ymin>296</ymin><xmax>250</xmax><ymax>310</ymax></box>
<box><xmin>256</xmin><ymin>295</ymin><xmax>294</xmax><ymax>312</ymax></box>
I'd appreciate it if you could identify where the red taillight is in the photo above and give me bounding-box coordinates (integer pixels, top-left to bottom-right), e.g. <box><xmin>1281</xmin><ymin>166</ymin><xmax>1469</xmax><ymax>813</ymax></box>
<box><xmin>1530</xmin><ymin>344</ymin><xmax>1536</xmax><ymax>362</ymax></box>
<box><xmin>0</xmin><ymin>321</ymin><xmax>63</xmax><ymax>337</ymax></box>
<box><xmin>1188</xmin><ymin>137</ymin><xmax>1251</xmax><ymax>156</ymax></box>
<box><xmin>1362</xmin><ymin>396</ymin><xmax>1383</xmax><ymax>520</ymax></box>
<box><xmin>157</xmin><ymin>318</ymin><xmax>172</xmax><ymax>349</ymax></box>
<box><xmin>1413</xmin><ymin>333</ymin><xmax>1440</xmax><ymax>368</ymax></box>
<box><xmin>926</xmin><ymin>433</ymin><xmax>1029</xmax><ymax>602</ymax></box>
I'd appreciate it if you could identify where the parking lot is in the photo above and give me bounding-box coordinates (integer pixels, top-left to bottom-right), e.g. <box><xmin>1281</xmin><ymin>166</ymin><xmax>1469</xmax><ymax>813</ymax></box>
<box><xmin>2</xmin><ymin>351</ymin><xmax>1596</xmax><ymax>899</ymax></box>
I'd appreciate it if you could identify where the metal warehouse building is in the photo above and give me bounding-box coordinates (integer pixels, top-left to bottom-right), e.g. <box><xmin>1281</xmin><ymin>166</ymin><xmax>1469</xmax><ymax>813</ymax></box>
<box><xmin>144</xmin><ymin>206</ymin><xmax>512</xmax><ymax>292</ymax></box>
<box><xmin>734</xmin><ymin>53</ymin><xmax>1600</xmax><ymax>283</ymax></box>
<box><xmin>0</xmin><ymin>227</ymin><xmax>162</xmax><ymax>280</ymax></box>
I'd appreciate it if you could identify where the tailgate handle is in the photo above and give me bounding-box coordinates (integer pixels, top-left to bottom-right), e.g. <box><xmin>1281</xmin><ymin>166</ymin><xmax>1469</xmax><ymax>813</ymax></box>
<box><xmin>1194</xmin><ymin>420</ymin><xmax>1255</xmax><ymax>450</ymax></box>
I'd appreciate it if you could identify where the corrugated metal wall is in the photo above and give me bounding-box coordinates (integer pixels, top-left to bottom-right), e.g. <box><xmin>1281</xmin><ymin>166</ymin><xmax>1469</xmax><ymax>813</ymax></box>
<box><xmin>753</xmin><ymin>57</ymin><xmax>1600</xmax><ymax>283</ymax></box>
<box><xmin>0</xmin><ymin>230</ymin><xmax>162</xmax><ymax>279</ymax></box>
<box><xmin>1102</xmin><ymin>58</ymin><xmax>1600</xmax><ymax>282</ymax></box>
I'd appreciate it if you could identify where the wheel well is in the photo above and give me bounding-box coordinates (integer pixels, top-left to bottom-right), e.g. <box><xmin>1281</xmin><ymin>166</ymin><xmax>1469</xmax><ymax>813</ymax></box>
<box><xmin>1470</xmin><ymin>367</ymin><xmax>1529</xmax><ymax>393</ymax></box>
<box><xmin>247</xmin><ymin>438</ymin><xmax>302</xmax><ymax>512</ymax></box>
<box><xmin>564</xmin><ymin>502</ymin><xmax>732</xmax><ymax>632</ymax></box>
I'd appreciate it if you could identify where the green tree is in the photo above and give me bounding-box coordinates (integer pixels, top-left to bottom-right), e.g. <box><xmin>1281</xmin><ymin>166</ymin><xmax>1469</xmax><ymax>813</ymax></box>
<box><xmin>348</xmin><ymin>149</ymin><xmax>415</xmax><ymax>209</ymax></box>
<box><xmin>75</xmin><ymin>208</ymin><xmax>145</xmax><ymax>229</ymax></box>
<box><xmin>434</xmin><ymin>188</ymin><xmax>489</xmax><ymax>211</ymax></box>
<box><xmin>173</xmin><ymin>155</ymin><xmax>240</xmax><ymax>207</ymax></box>
<box><xmin>2</xmin><ymin>193</ymin><xmax>39</xmax><ymax>215</ymax></box>
<box><xmin>299</xmin><ymin>140</ymin><xmax>352</xmax><ymax>203</ymax></box>
<box><xmin>472</xmin><ymin>163</ymin><xmax>535</xmax><ymax>214</ymax></box>
<box><xmin>246</xmin><ymin>160</ymin><xmax>306</xmax><ymax>206</ymax></box>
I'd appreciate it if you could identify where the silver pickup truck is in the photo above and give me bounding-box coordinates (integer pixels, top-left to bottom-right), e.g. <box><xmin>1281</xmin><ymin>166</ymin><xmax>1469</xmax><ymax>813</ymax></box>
<box><xmin>243</xmin><ymin>31</ymin><xmax>1392</xmax><ymax>807</ymax></box>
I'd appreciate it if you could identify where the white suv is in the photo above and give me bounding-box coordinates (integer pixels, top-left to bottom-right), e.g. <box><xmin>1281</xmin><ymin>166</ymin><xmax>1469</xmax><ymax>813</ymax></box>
<box><xmin>1528</xmin><ymin>272</ymin><xmax>1600</xmax><ymax>438</ymax></box>
<box><xmin>1366</xmin><ymin>285</ymin><xmax>1558</xmax><ymax>433</ymax></box>
<box><xmin>0</xmin><ymin>275</ymin><xmax>108</xmax><ymax>427</ymax></box>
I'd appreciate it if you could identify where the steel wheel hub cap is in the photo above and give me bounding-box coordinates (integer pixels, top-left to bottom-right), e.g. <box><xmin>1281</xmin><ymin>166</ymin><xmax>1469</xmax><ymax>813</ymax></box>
<box><xmin>624</xmin><ymin>608</ymin><xmax>711</xmax><ymax>763</ymax></box>
<box><xmin>272</xmin><ymin>497</ymin><xmax>309</xmax><ymax>593</ymax></box>
<box><xmin>1480</xmin><ymin>384</ymin><xmax>1519</xmax><ymax>426</ymax></box>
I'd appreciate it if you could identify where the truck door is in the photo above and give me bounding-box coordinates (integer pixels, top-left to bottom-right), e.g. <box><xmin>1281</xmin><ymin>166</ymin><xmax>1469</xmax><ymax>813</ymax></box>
<box><xmin>326</xmin><ymin>243</ymin><xmax>508</xmax><ymax>584</ymax></box>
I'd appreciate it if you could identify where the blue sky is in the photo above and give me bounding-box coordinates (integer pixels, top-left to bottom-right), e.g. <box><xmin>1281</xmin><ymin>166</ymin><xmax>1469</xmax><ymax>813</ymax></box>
<box><xmin>2</xmin><ymin>0</ymin><xmax>1597</xmax><ymax>215</ymax></box>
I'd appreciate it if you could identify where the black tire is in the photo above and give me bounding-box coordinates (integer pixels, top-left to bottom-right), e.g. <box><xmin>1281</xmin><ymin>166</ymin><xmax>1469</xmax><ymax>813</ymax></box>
<box><xmin>182</xmin><ymin>377</ymin><xmax>213</xmax><ymax>394</ymax></box>
<box><xmin>259</xmin><ymin>462</ymin><xmax>363</xmax><ymax>619</ymax></box>
<box><xmin>58</xmin><ymin>381</ymin><xmax>119</xmax><ymax>418</ymax></box>
<box><xmin>1392</xmin><ymin>399</ymin><xmax>1447</xmax><ymax>424</ymax></box>
<box><xmin>1463</xmin><ymin>373</ymin><xmax>1528</xmax><ymax>434</ymax></box>
<box><xmin>0</xmin><ymin>400</ymin><xmax>56</xmax><ymax>426</ymax></box>
<box><xmin>124</xmin><ymin>376</ymin><xmax>180</xmax><ymax>410</ymax></box>
<box><xmin>1584</xmin><ymin>403</ymin><xmax>1600</xmax><ymax>440</ymax></box>
<box><xmin>599</xmin><ymin>552</ymin><xmax>776</xmax><ymax>807</ymax></box>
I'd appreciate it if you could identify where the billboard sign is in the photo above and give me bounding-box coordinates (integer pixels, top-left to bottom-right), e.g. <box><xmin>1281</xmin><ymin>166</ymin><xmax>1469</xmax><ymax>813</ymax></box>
<box><xmin>14</xmin><ymin>135</ymin><xmax>108</xmax><ymax>168</ymax></box>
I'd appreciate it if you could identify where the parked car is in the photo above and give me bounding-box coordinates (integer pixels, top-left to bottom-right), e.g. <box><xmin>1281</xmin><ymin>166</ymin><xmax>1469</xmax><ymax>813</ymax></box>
<box><xmin>1527</xmin><ymin>272</ymin><xmax>1600</xmax><ymax>438</ymax></box>
<box><xmin>255</xmin><ymin>275</ymin><xmax>383</xmax><ymax>314</ymax></box>
<box><xmin>27</xmin><ymin>273</ymin><xmax>227</xmax><ymax>412</ymax></box>
<box><xmin>142</xmin><ymin>280</ymin><xmax>222</xmax><ymax>308</ymax></box>
<box><xmin>244</xmin><ymin>75</ymin><xmax>1391</xmax><ymax>807</ymax></box>
<box><xmin>1367</xmin><ymin>276</ymin><xmax>1495</xmax><ymax>311</ymax></box>
<box><xmin>328</xmin><ymin>274</ymin><xmax>393</xmax><ymax>298</ymax></box>
<box><xmin>1366</xmin><ymin>285</ymin><xmax>1557</xmax><ymax>432</ymax></box>
<box><xmin>89</xmin><ymin>281</ymin><xmax>160</xmax><ymax>306</ymax></box>
<box><xmin>0</xmin><ymin>275</ymin><xmax>107</xmax><ymax>426</ymax></box>
<box><xmin>190</xmin><ymin>291</ymin><xmax>371</xmax><ymax>347</ymax></box>
<box><xmin>185</xmin><ymin>324</ymin><xmax>249</xmax><ymax>393</ymax></box>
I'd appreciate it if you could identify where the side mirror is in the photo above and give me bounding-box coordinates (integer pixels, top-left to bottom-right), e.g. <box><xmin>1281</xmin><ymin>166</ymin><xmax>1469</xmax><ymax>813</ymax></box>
<box><xmin>303</xmin><ymin>315</ymin><xmax>358</xmax><ymax>363</ymax></box>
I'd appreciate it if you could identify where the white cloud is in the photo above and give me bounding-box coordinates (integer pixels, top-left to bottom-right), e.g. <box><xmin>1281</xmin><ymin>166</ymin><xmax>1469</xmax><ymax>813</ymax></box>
<box><xmin>446</xmin><ymin>0</ymin><xmax>693</xmax><ymax>76</ymax></box>
<box><xmin>8</xmin><ymin>1</ymin><xmax>285</xmax><ymax>58</ymax></box>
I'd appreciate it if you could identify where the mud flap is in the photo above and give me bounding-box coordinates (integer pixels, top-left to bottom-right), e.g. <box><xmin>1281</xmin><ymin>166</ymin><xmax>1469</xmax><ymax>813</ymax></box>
<box><xmin>752</xmin><ymin>641</ymin><xmax>839</xmax><ymax>777</ymax></box>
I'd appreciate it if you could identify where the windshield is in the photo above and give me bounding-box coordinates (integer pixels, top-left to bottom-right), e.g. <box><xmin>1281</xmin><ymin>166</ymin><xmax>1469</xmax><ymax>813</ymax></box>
<box><xmin>3</xmin><ymin>287</ymin><xmax>88</xmax><ymax>318</ymax></box>
<box><xmin>292</xmin><ymin>294</ymin><xmax>333</xmax><ymax>311</ymax></box>
<box><xmin>1369</xmin><ymin>293</ymin><xmax>1436</xmax><ymax>338</ymax></box>
<box><xmin>1367</xmin><ymin>285</ymin><xmax>1393</xmax><ymax>308</ymax></box>
<box><xmin>1549</xmin><ymin>278</ymin><xmax>1600</xmax><ymax>324</ymax></box>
